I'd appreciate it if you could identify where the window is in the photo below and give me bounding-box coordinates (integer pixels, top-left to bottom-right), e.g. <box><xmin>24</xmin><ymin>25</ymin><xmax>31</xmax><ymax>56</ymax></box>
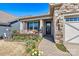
<box><xmin>65</xmin><ymin>17</ymin><xmax>79</xmax><ymax>22</ymax></box>
<box><xmin>65</xmin><ymin>18</ymin><xmax>69</xmax><ymax>21</ymax></box>
<box><xmin>28</xmin><ymin>21</ymin><xmax>33</xmax><ymax>30</ymax></box>
<box><xmin>27</xmin><ymin>21</ymin><xmax>39</xmax><ymax>31</ymax></box>
<box><xmin>34</xmin><ymin>22</ymin><xmax>39</xmax><ymax>30</ymax></box>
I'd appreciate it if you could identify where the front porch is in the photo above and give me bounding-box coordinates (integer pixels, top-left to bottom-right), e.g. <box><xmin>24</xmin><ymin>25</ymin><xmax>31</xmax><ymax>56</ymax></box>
<box><xmin>19</xmin><ymin>15</ymin><xmax>54</xmax><ymax>37</ymax></box>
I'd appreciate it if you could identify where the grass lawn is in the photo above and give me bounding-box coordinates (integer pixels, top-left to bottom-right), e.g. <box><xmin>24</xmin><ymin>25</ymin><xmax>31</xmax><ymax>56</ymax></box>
<box><xmin>56</xmin><ymin>43</ymin><xmax>72</xmax><ymax>56</ymax></box>
<box><xmin>56</xmin><ymin>43</ymin><xmax>68</xmax><ymax>52</ymax></box>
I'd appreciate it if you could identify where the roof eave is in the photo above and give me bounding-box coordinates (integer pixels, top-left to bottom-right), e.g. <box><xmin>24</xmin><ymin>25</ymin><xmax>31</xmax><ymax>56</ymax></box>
<box><xmin>19</xmin><ymin>14</ymin><xmax>52</xmax><ymax>21</ymax></box>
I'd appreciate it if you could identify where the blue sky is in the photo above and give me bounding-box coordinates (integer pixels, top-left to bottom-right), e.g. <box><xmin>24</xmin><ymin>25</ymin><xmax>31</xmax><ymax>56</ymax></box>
<box><xmin>0</xmin><ymin>3</ymin><xmax>49</xmax><ymax>16</ymax></box>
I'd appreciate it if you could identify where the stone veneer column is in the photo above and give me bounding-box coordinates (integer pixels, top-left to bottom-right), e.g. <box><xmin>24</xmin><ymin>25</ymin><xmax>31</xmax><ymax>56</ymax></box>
<box><xmin>55</xmin><ymin>17</ymin><xmax>63</xmax><ymax>43</ymax></box>
<box><xmin>53</xmin><ymin>9</ymin><xmax>64</xmax><ymax>43</ymax></box>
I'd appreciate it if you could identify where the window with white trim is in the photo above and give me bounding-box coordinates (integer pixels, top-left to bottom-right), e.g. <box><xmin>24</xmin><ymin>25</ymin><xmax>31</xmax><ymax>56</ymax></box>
<box><xmin>27</xmin><ymin>21</ymin><xmax>39</xmax><ymax>31</ymax></box>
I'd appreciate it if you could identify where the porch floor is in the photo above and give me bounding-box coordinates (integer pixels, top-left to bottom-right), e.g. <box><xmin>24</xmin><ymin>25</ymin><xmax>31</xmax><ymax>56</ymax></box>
<box><xmin>38</xmin><ymin>36</ymin><xmax>70</xmax><ymax>56</ymax></box>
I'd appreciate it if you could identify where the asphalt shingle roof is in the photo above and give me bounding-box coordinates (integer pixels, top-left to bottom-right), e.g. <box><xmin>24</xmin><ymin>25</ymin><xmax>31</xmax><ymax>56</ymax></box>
<box><xmin>0</xmin><ymin>11</ymin><xmax>18</xmax><ymax>25</ymax></box>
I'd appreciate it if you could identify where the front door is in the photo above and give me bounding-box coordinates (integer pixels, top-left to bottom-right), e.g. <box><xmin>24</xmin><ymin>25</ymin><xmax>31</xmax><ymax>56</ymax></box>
<box><xmin>46</xmin><ymin>21</ymin><xmax>51</xmax><ymax>35</ymax></box>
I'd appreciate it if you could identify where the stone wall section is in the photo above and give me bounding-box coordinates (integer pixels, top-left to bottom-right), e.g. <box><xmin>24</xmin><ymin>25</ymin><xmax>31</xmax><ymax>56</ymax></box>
<box><xmin>52</xmin><ymin>3</ymin><xmax>79</xmax><ymax>43</ymax></box>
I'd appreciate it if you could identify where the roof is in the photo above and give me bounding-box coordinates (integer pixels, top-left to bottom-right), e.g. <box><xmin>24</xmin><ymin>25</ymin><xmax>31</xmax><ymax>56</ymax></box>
<box><xmin>0</xmin><ymin>11</ymin><xmax>18</xmax><ymax>25</ymax></box>
<box><xmin>19</xmin><ymin>14</ymin><xmax>52</xmax><ymax>21</ymax></box>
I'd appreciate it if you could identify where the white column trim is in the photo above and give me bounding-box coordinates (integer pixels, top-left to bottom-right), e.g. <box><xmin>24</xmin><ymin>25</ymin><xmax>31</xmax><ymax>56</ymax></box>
<box><xmin>20</xmin><ymin>21</ymin><xmax>23</xmax><ymax>33</ymax></box>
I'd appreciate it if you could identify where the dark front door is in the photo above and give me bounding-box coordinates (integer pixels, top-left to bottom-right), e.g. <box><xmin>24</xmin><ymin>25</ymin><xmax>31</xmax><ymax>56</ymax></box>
<box><xmin>46</xmin><ymin>21</ymin><xmax>51</xmax><ymax>35</ymax></box>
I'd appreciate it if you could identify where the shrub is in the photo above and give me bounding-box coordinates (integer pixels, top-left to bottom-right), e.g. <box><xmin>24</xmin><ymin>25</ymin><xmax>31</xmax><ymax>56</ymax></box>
<box><xmin>12</xmin><ymin>33</ymin><xmax>43</xmax><ymax>56</ymax></box>
<box><xmin>25</xmin><ymin>39</ymin><xmax>36</xmax><ymax>54</ymax></box>
<box><xmin>25</xmin><ymin>35</ymin><xmax>43</xmax><ymax>56</ymax></box>
<box><xmin>12</xmin><ymin>33</ymin><xmax>42</xmax><ymax>42</ymax></box>
<box><xmin>32</xmin><ymin>43</ymin><xmax>36</xmax><ymax>49</ymax></box>
<box><xmin>32</xmin><ymin>35</ymin><xmax>42</xmax><ymax>42</ymax></box>
<box><xmin>26</xmin><ymin>47</ymin><xmax>32</xmax><ymax>53</ymax></box>
<box><xmin>31</xmin><ymin>49</ymin><xmax>39</xmax><ymax>56</ymax></box>
<box><xmin>31</xmin><ymin>48</ymin><xmax>43</xmax><ymax>56</ymax></box>
<box><xmin>12</xmin><ymin>30</ymin><xmax>17</xmax><ymax>34</ymax></box>
<box><xmin>12</xmin><ymin>35</ymin><xmax>26</xmax><ymax>41</ymax></box>
<box><xmin>25</xmin><ymin>39</ymin><xmax>35</xmax><ymax>46</ymax></box>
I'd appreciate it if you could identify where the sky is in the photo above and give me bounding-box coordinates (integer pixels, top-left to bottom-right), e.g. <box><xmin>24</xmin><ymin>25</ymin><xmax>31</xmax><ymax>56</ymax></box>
<box><xmin>0</xmin><ymin>3</ymin><xmax>49</xmax><ymax>16</ymax></box>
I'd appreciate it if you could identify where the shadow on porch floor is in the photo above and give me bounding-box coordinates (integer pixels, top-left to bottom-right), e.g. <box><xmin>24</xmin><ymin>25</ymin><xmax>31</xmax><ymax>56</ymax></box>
<box><xmin>43</xmin><ymin>35</ymin><xmax>55</xmax><ymax>43</ymax></box>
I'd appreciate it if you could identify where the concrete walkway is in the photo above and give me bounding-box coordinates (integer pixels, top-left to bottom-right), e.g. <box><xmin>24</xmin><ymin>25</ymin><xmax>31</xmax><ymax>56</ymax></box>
<box><xmin>38</xmin><ymin>36</ymin><xmax>70</xmax><ymax>56</ymax></box>
<box><xmin>64</xmin><ymin>43</ymin><xmax>79</xmax><ymax>56</ymax></box>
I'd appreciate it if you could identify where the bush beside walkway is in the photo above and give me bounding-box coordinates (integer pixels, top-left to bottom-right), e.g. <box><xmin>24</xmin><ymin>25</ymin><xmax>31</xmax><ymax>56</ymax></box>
<box><xmin>12</xmin><ymin>32</ymin><xmax>43</xmax><ymax>56</ymax></box>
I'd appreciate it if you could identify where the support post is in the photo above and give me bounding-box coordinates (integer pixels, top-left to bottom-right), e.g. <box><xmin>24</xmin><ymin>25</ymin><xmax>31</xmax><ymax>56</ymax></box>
<box><xmin>39</xmin><ymin>19</ymin><xmax>44</xmax><ymax>37</ymax></box>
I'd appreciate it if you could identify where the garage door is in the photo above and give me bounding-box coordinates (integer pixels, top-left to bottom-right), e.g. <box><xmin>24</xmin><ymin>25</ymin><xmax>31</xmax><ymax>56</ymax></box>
<box><xmin>64</xmin><ymin>17</ymin><xmax>79</xmax><ymax>43</ymax></box>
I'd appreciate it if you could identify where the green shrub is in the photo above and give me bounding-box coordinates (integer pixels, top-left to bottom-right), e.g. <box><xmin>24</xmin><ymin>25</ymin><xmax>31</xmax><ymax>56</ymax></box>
<box><xmin>31</xmin><ymin>49</ymin><xmax>39</xmax><ymax>56</ymax></box>
<box><xmin>32</xmin><ymin>35</ymin><xmax>42</xmax><ymax>42</ymax></box>
<box><xmin>25</xmin><ymin>39</ymin><xmax>36</xmax><ymax>54</ymax></box>
<box><xmin>25</xmin><ymin>39</ymin><xmax>36</xmax><ymax>47</ymax></box>
<box><xmin>30</xmin><ymin>48</ymin><xmax>43</xmax><ymax>56</ymax></box>
<box><xmin>13</xmin><ymin>35</ymin><xmax>26</xmax><ymax>41</ymax></box>
<box><xmin>12</xmin><ymin>33</ymin><xmax>37</xmax><ymax>41</ymax></box>
<box><xmin>12</xmin><ymin>30</ymin><xmax>17</xmax><ymax>34</ymax></box>
<box><xmin>12</xmin><ymin>32</ymin><xmax>43</xmax><ymax>42</ymax></box>
<box><xmin>26</xmin><ymin>47</ymin><xmax>32</xmax><ymax>53</ymax></box>
<box><xmin>32</xmin><ymin>43</ymin><xmax>36</xmax><ymax>49</ymax></box>
<box><xmin>12</xmin><ymin>33</ymin><xmax>43</xmax><ymax>56</ymax></box>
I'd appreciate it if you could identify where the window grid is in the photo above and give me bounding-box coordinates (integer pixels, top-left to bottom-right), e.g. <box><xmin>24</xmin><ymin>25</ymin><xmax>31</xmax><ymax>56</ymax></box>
<box><xmin>65</xmin><ymin>17</ymin><xmax>79</xmax><ymax>22</ymax></box>
<box><xmin>27</xmin><ymin>21</ymin><xmax>39</xmax><ymax>31</ymax></box>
